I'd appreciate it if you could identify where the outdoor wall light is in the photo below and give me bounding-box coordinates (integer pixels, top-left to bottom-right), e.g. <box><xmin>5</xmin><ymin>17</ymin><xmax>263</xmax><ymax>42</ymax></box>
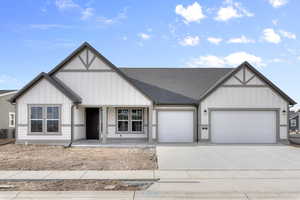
<box><xmin>204</xmin><ymin>109</ymin><xmax>207</xmax><ymax>113</ymax></box>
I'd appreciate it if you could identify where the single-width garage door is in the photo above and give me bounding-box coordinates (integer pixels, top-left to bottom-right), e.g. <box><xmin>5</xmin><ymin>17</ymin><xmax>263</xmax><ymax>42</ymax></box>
<box><xmin>211</xmin><ymin>110</ymin><xmax>277</xmax><ymax>144</ymax></box>
<box><xmin>158</xmin><ymin>110</ymin><xmax>194</xmax><ymax>143</ymax></box>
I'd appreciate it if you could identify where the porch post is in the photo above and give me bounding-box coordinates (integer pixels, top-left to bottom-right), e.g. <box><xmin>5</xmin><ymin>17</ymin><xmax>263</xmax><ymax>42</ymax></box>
<box><xmin>148</xmin><ymin>105</ymin><xmax>153</xmax><ymax>144</ymax></box>
<box><xmin>102</xmin><ymin>106</ymin><xmax>108</xmax><ymax>144</ymax></box>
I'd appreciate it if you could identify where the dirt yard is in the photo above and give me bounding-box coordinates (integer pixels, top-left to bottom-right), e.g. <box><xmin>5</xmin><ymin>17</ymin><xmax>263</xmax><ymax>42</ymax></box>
<box><xmin>0</xmin><ymin>144</ymin><xmax>157</xmax><ymax>170</ymax></box>
<box><xmin>0</xmin><ymin>180</ymin><xmax>153</xmax><ymax>191</ymax></box>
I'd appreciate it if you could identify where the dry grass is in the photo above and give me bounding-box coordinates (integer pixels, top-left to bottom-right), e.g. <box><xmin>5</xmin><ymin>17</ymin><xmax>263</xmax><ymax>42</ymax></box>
<box><xmin>0</xmin><ymin>180</ymin><xmax>153</xmax><ymax>191</ymax></box>
<box><xmin>0</xmin><ymin>144</ymin><xmax>157</xmax><ymax>170</ymax></box>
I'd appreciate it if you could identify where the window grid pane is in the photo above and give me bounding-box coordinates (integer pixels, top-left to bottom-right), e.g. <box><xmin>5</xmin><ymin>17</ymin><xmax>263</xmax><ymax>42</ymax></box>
<box><xmin>47</xmin><ymin>120</ymin><xmax>59</xmax><ymax>132</ymax></box>
<box><xmin>31</xmin><ymin>107</ymin><xmax>43</xmax><ymax>119</ymax></box>
<box><xmin>31</xmin><ymin>120</ymin><xmax>43</xmax><ymax>132</ymax></box>
<box><xmin>47</xmin><ymin>107</ymin><xmax>59</xmax><ymax>119</ymax></box>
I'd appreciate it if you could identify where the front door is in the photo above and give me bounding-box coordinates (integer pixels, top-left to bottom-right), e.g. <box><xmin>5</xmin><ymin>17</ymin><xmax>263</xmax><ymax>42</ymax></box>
<box><xmin>86</xmin><ymin>108</ymin><xmax>99</xmax><ymax>140</ymax></box>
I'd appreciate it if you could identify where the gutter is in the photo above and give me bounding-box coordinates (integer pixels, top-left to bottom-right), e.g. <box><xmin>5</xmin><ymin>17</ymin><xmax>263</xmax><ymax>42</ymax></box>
<box><xmin>67</xmin><ymin>104</ymin><xmax>76</xmax><ymax>147</ymax></box>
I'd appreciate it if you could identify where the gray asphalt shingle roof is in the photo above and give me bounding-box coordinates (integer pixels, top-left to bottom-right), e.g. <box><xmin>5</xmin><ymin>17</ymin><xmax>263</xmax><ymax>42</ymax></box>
<box><xmin>120</xmin><ymin>68</ymin><xmax>234</xmax><ymax>104</ymax></box>
<box><xmin>0</xmin><ymin>90</ymin><xmax>16</xmax><ymax>95</ymax></box>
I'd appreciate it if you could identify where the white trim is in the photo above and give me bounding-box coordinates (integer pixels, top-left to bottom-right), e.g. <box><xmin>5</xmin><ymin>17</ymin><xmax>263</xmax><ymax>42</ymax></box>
<box><xmin>8</xmin><ymin>112</ymin><xmax>15</xmax><ymax>128</ymax></box>
<box><xmin>0</xmin><ymin>91</ymin><xmax>17</xmax><ymax>97</ymax></box>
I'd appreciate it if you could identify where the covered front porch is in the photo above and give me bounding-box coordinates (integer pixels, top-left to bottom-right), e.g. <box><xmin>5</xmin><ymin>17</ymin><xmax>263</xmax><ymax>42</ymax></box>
<box><xmin>72</xmin><ymin>105</ymin><xmax>154</xmax><ymax>145</ymax></box>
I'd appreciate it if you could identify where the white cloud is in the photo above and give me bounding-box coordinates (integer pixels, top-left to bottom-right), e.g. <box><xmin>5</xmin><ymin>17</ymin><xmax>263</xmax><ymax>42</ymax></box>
<box><xmin>262</xmin><ymin>28</ymin><xmax>281</xmax><ymax>43</ymax></box>
<box><xmin>269</xmin><ymin>58</ymin><xmax>284</xmax><ymax>63</ymax></box>
<box><xmin>224</xmin><ymin>52</ymin><xmax>264</xmax><ymax>67</ymax></box>
<box><xmin>279</xmin><ymin>30</ymin><xmax>296</xmax><ymax>39</ymax></box>
<box><xmin>180</xmin><ymin>36</ymin><xmax>200</xmax><ymax>46</ymax></box>
<box><xmin>187</xmin><ymin>51</ymin><xmax>264</xmax><ymax>68</ymax></box>
<box><xmin>215</xmin><ymin>0</ymin><xmax>254</xmax><ymax>21</ymax></box>
<box><xmin>207</xmin><ymin>37</ymin><xmax>222</xmax><ymax>45</ymax></box>
<box><xmin>29</xmin><ymin>24</ymin><xmax>73</xmax><ymax>30</ymax></box>
<box><xmin>268</xmin><ymin>0</ymin><xmax>288</xmax><ymax>8</ymax></box>
<box><xmin>81</xmin><ymin>7</ymin><xmax>94</xmax><ymax>20</ymax></box>
<box><xmin>227</xmin><ymin>35</ymin><xmax>255</xmax><ymax>43</ymax></box>
<box><xmin>55</xmin><ymin>0</ymin><xmax>79</xmax><ymax>10</ymax></box>
<box><xmin>188</xmin><ymin>55</ymin><xmax>225</xmax><ymax>68</ymax></box>
<box><xmin>97</xmin><ymin>7</ymin><xmax>127</xmax><ymax>25</ymax></box>
<box><xmin>175</xmin><ymin>2</ymin><xmax>206</xmax><ymax>24</ymax></box>
<box><xmin>272</xmin><ymin>19</ymin><xmax>278</xmax><ymax>26</ymax></box>
<box><xmin>138</xmin><ymin>33</ymin><xmax>151</xmax><ymax>40</ymax></box>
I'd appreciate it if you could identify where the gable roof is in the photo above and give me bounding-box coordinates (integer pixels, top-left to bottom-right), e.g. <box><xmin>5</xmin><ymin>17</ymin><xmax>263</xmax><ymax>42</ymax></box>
<box><xmin>10</xmin><ymin>72</ymin><xmax>81</xmax><ymax>104</ymax></box>
<box><xmin>121</xmin><ymin>68</ymin><xmax>233</xmax><ymax>105</ymax></box>
<box><xmin>198</xmin><ymin>61</ymin><xmax>297</xmax><ymax>105</ymax></box>
<box><xmin>48</xmin><ymin>42</ymin><xmax>154</xmax><ymax>103</ymax></box>
<box><xmin>10</xmin><ymin>43</ymin><xmax>296</xmax><ymax>106</ymax></box>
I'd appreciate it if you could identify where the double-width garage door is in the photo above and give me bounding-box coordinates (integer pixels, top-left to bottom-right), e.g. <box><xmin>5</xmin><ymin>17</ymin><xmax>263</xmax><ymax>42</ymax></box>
<box><xmin>158</xmin><ymin>110</ymin><xmax>194</xmax><ymax>143</ymax></box>
<box><xmin>211</xmin><ymin>110</ymin><xmax>277</xmax><ymax>144</ymax></box>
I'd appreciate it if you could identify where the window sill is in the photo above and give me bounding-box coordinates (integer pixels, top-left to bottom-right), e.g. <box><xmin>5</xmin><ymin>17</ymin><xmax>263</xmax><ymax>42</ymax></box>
<box><xmin>28</xmin><ymin>133</ymin><xmax>62</xmax><ymax>136</ymax></box>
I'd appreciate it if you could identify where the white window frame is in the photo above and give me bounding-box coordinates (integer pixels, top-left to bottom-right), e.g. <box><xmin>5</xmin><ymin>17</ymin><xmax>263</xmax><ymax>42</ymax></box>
<box><xmin>117</xmin><ymin>108</ymin><xmax>129</xmax><ymax>133</ymax></box>
<box><xmin>116</xmin><ymin>108</ymin><xmax>144</xmax><ymax>134</ymax></box>
<box><xmin>46</xmin><ymin>106</ymin><xmax>61</xmax><ymax>134</ymax></box>
<box><xmin>8</xmin><ymin>112</ymin><xmax>15</xmax><ymax>128</ymax></box>
<box><xmin>291</xmin><ymin>119</ymin><xmax>297</xmax><ymax>127</ymax></box>
<box><xmin>131</xmin><ymin>108</ymin><xmax>143</xmax><ymax>133</ymax></box>
<box><xmin>28</xmin><ymin>105</ymin><xmax>61</xmax><ymax>135</ymax></box>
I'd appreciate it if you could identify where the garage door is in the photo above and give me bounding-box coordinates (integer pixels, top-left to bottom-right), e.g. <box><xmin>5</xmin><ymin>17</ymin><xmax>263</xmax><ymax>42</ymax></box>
<box><xmin>211</xmin><ymin>110</ymin><xmax>277</xmax><ymax>144</ymax></box>
<box><xmin>158</xmin><ymin>110</ymin><xmax>194</xmax><ymax>143</ymax></box>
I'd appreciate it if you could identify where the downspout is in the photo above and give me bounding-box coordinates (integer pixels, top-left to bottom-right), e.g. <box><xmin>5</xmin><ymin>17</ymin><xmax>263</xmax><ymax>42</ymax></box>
<box><xmin>196</xmin><ymin>104</ymin><xmax>199</xmax><ymax>144</ymax></box>
<box><xmin>67</xmin><ymin>104</ymin><xmax>76</xmax><ymax>147</ymax></box>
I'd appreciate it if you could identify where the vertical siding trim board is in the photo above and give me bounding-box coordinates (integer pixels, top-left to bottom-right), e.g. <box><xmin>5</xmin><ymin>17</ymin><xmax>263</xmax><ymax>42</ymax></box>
<box><xmin>207</xmin><ymin>108</ymin><xmax>280</xmax><ymax>143</ymax></box>
<box><xmin>15</xmin><ymin>103</ymin><xmax>18</xmax><ymax>141</ymax></box>
<box><xmin>155</xmin><ymin>108</ymin><xmax>197</xmax><ymax>143</ymax></box>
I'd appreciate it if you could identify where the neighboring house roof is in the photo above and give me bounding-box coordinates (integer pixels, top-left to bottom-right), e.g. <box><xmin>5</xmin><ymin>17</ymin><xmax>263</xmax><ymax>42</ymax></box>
<box><xmin>0</xmin><ymin>90</ymin><xmax>17</xmax><ymax>97</ymax></box>
<box><xmin>121</xmin><ymin>68</ymin><xmax>233</xmax><ymax>105</ymax></box>
<box><xmin>10</xmin><ymin>73</ymin><xmax>82</xmax><ymax>104</ymax></box>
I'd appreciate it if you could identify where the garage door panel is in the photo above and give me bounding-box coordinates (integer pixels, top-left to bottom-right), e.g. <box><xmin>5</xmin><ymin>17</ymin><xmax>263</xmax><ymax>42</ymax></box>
<box><xmin>211</xmin><ymin>110</ymin><xmax>276</xmax><ymax>144</ymax></box>
<box><xmin>158</xmin><ymin>111</ymin><xmax>194</xmax><ymax>143</ymax></box>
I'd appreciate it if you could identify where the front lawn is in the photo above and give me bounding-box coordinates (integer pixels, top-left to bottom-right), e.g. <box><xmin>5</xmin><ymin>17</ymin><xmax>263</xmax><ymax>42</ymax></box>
<box><xmin>0</xmin><ymin>144</ymin><xmax>157</xmax><ymax>170</ymax></box>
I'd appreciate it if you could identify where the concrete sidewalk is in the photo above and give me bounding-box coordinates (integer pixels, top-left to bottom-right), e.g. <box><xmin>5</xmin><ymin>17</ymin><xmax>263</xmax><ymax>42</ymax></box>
<box><xmin>2</xmin><ymin>169</ymin><xmax>300</xmax><ymax>180</ymax></box>
<box><xmin>2</xmin><ymin>191</ymin><xmax>300</xmax><ymax>199</ymax></box>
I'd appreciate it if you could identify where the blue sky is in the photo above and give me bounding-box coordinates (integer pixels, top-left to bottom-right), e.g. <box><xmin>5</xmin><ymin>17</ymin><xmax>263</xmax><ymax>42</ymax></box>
<box><xmin>0</xmin><ymin>0</ymin><xmax>299</xmax><ymax>109</ymax></box>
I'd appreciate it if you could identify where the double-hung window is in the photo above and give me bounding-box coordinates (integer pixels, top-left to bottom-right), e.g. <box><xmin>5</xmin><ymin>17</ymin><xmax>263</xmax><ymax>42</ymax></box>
<box><xmin>29</xmin><ymin>105</ymin><xmax>61</xmax><ymax>134</ymax></box>
<box><xmin>117</xmin><ymin>109</ymin><xmax>129</xmax><ymax>132</ymax></box>
<box><xmin>117</xmin><ymin>108</ymin><xmax>143</xmax><ymax>133</ymax></box>
<box><xmin>131</xmin><ymin>109</ymin><xmax>143</xmax><ymax>132</ymax></box>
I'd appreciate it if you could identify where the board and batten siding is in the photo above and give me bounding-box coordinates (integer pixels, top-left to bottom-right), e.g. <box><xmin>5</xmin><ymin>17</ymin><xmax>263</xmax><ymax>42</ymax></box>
<box><xmin>55</xmin><ymin>72</ymin><xmax>151</xmax><ymax>106</ymax></box>
<box><xmin>16</xmin><ymin>78</ymin><xmax>72</xmax><ymax>141</ymax></box>
<box><xmin>54</xmin><ymin>47</ymin><xmax>151</xmax><ymax>106</ymax></box>
<box><xmin>199</xmin><ymin>70</ymin><xmax>289</xmax><ymax>141</ymax></box>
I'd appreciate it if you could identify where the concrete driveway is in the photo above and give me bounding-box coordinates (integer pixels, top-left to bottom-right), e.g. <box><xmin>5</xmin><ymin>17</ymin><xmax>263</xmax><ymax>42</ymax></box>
<box><xmin>157</xmin><ymin>145</ymin><xmax>300</xmax><ymax>170</ymax></box>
